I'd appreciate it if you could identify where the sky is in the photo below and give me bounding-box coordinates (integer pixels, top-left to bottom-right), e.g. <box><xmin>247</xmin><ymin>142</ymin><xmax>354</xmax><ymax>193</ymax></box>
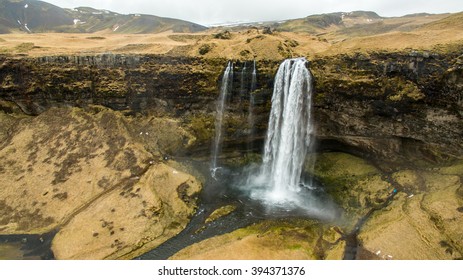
<box><xmin>42</xmin><ymin>0</ymin><xmax>463</xmax><ymax>26</ymax></box>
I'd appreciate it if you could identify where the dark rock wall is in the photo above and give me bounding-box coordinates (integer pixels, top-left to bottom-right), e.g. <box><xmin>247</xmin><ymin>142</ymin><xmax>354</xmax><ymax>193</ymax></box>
<box><xmin>0</xmin><ymin>50</ymin><xmax>462</xmax><ymax>162</ymax></box>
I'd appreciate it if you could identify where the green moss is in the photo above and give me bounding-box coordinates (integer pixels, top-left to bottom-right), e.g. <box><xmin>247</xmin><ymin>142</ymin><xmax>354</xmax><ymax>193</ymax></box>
<box><xmin>392</xmin><ymin>170</ymin><xmax>422</xmax><ymax>189</ymax></box>
<box><xmin>437</xmin><ymin>160</ymin><xmax>463</xmax><ymax>176</ymax></box>
<box><xmin>385</xmin><ymin>77</ymin><xmax>424</xmax><ymax>102</ymax></box>
<box><xmin>185</xmin><ymin>113</ymin><xmax>214</xmax><ymax>143</ymax></box>
<box><xmin>309</xmin><ymin>152</ymin><xmax>393</xmax><ymax>224</ymax></box>
<box><xmin>225</xmin><ymin>153</ymin><xmax>262</xmax><ymax>167</ymax></box>
<box><xmin>311</xmin><ymin>152</ymin><xmax>379</xmax><ymax>180</ymax></box>
<box><xmin>205</xmin><ymin>205</ymin><xmax>237</xmax><ymax>224</ymax></box>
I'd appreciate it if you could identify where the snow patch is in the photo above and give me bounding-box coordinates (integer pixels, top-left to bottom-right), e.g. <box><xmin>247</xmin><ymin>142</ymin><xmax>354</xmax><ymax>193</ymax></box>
<box><xmin>24</xmin><ymin>23</ymin><xmax>31</xmax><ymax>33</ymax></box>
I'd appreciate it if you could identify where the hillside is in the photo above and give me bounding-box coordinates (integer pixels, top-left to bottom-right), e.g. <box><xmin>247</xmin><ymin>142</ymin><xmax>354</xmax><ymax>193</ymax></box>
<box><xmin>0</xmin><ymin>0</ymin><xmax>206</xmax><ymax>34</ymax></box>
<box><xmin>270</xmin><ymin>11</ymin><xmax>450</xmax><ymax>35</ymax></box>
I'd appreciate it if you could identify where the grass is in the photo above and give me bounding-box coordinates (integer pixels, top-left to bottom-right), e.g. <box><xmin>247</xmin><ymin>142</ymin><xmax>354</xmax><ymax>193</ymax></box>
<box><xmin>0</xmin><ymin>11</ymin><xmax>461</xmax><ymax>59</ymax></box>
<box><xmin>15</xmin><ymin>42</ymin><xmax>35</xmax><ymax>53</ymax></box>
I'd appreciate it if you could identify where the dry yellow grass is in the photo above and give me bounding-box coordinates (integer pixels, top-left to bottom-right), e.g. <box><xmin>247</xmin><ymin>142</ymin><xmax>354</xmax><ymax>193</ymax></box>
<box><xmin>1</xmin><ymin>13</ymin><xmax>462</xmax><ymax>60</ymax></box>
<box><xmin>0</xmin><ymin>31</ymin><xmax>192</xmax><ymax>56</ymax></box>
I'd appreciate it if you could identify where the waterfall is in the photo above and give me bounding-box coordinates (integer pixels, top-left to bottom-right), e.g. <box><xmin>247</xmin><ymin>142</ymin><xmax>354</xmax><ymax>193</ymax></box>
<box><xmin>247</xmin><ymin>60</ymin><xmax>257</xmax><ymax>151</ymax></box>
<box><xmin>251</xmin><ymin>57</ymin><xmax>314</xmax><ymax>202</ymax></box>
<box><xmin>211</xmin><ymin>62</ymin><xmax>234</xmax><ymax>172</ymax></box>
<box><xmin>240</xmin><ymin>62</ymin><xmax>247</xmax><ymax>105</ymax></box>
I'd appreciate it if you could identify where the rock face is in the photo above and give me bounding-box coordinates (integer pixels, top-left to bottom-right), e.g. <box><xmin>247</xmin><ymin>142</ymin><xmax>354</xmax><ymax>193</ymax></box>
<box><xmin>312</xmin><ymin>51</ymin><xmax>463</xmax><ymax>163</ymax></box>
<box><xmin>0</xmin><ymin>104</ymin><xmax>201</xmax><ymax>259</ymax></box>
<box><xmin>1</xmin><ymin>51</ymin><xmax>462</xmax><ymax>161</ymax></box>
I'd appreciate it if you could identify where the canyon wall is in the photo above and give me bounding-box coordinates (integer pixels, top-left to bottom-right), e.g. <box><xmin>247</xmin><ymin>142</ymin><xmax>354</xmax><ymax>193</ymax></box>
<box><xmin>1</xmin><ymin>51</ymin><xmax>462</xmax><ymax>162</ymax></box>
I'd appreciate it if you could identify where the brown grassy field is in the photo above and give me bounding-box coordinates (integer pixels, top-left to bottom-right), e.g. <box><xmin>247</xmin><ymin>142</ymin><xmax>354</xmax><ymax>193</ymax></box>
<box><xmin>0</xmin><ymin>13</ymin><xmax>462</xmax><ymax>60</ymax></box>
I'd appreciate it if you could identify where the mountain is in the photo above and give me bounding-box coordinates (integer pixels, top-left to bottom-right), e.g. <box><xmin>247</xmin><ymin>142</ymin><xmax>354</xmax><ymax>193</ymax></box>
<box><xmin>271</xmin><ymin>10</ymin><xmax>454</xmax><ymax>36</ymax></box>
<box><xmin>0</xmin><ymin>0</ymin><xmax>207</xmax><ymax>34</ymax></box>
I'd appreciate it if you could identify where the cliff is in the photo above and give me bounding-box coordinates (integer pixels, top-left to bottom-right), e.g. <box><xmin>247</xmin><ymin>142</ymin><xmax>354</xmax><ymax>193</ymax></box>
<box><xmin>1</xmin><ymin>49</ymin><xmax>462</xmax><ymax>162</ymax></box>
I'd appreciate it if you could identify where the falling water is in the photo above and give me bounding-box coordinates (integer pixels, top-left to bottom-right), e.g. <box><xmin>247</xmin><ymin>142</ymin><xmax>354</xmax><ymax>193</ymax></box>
<box><xmin>247</xmin><ymin>60</ymin><xmax>257</xmax><ymax>151</ymax></box>
<box><xmin>211</xmin><ymin>62</ymin><xmax>234</xmax><ymax>172</ymax></box>
<box><xmin>239</xmin><ymin>62</ymin><xmax>247</xmax><ymax>105</ymax></box>
<box><xmin>247</xmin><ymin>57</ymin><xmax>314</xmax><ymax>205</ymax></box>
<box><xmin>262</xmin><ymin>57</ymin><xmax>313</xmax><ymax>195</ymax></box>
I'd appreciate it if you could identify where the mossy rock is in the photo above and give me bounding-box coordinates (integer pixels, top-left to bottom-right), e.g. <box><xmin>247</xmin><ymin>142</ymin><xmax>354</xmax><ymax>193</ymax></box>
<box><xmin>384</xmin><ymin>77</ymin><xmax>425</xmax><ymax>102</ymax></box>
<box><xmin>184</xmin><ymin>113</ymin><xmax>215</xmax><ymax>144</ymax></box>
<box><xmin>309</xmin><ymin>152</ymin><xmax>379</xmax><ymax>186</ymax></box>
<box><xmin>308</xmin><ymin>152</ymin><xmax>392</xmax><ymax>226</ymax></box>
<box><xmin>205</xmin><ymin>205</ymin><xmax>237</xmax><ymax>224</ymax></box>
<box><xmin>172</xmin><ymin>219</ymin><xmax>344</xmax><ymax>260</ymax></box>
<box><xmin>437</xmin><ymin>160</ymin><xmax>463</xmax><ymax>176</ymax></box>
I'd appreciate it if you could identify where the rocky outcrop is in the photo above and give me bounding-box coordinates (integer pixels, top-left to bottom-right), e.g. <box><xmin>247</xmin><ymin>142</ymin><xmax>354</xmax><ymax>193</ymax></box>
<box><xmin>52</xmin><ymin>163</ymin><xmax>201</xmax><ymax>259</ymax></box>
<box><xmin>309</xmin><ymin>152</ymin><xmax>463</xmax><ymax>260</ymax></box>
<box><xmin>0</xmin><ymin>104</ymin><xmax>201</xmax><ymax>259</ymax></box>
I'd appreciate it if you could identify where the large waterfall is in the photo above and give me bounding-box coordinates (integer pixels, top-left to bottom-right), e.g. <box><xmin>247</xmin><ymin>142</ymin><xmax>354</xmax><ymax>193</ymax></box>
<box><xmin>247</xmin><ymin>57</ymin><xmax>315</xmax><ymax>206</ymax></box>
<box><xmin>211</xmin><ymin>62</ymin><xmax>233</xmax><ymax>171</ymax></box>
<box><xmin>262</xmin><ymin>57</ymin><xmax>313</xmax><ymax>194</ymax></box>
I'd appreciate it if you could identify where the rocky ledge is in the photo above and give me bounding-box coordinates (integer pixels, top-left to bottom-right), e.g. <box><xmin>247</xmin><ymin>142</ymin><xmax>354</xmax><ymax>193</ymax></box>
<box><xmin>1</xmin><ymin>50</ymin><xmax>462</xmax><ymax>161</ymax></box>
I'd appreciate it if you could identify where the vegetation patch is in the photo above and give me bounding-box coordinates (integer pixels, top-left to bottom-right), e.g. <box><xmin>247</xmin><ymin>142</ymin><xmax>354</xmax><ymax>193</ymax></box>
<box><xmin>205</xmin><ymin>205</ymin><xmax>237</xmax><ymax>224</ymax></box>
<box><xmin>14</xmin><ymin>42</ymin><xmax>34</xmax><ymax>53</ymax></box>
<box><xmin>86</xmin><ymin>36</ymin><xmax>106</xmax><ymax>40</ymax></box>
<box><xmin>198</xmin><ymin>44</ymin><xmax>212</xmax><ymax>55</ymax></box>
<box><xmin>214</xmin><ymin>30</ymin><xmax>232</xmax><ymax>40</ymax></box>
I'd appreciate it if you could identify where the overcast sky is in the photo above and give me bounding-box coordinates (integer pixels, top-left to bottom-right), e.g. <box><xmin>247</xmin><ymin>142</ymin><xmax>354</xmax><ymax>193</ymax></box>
<box><xmin>43</xmin><ymin>0</ymin><xmax>463</xmax><ymax>26</ymax></box>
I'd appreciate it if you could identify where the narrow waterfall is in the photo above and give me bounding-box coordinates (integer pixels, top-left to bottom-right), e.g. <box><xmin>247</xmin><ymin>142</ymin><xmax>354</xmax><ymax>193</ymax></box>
<box><xmin>239</xmin><ymin>62</ymin><xmax>247</xmax><ymax>105</ymax></box>
<box><xmin>211</xmin><ymin>62</ymin><xmax>234</xmax><ymax>172</ymax></box>
<box><xmin>247</xmin><ymin>60</ymin><xmax>257</xmax><ymax>151</ymax></box>
<box><xmin>254</xmin><ymin>57</ymin><xmax>314</xmax><ymax>202</ymax></box>
<box><xmin>251</xmin><ymin>60</ymin><xmax>257</xmax><ymax>92</ymax></box>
